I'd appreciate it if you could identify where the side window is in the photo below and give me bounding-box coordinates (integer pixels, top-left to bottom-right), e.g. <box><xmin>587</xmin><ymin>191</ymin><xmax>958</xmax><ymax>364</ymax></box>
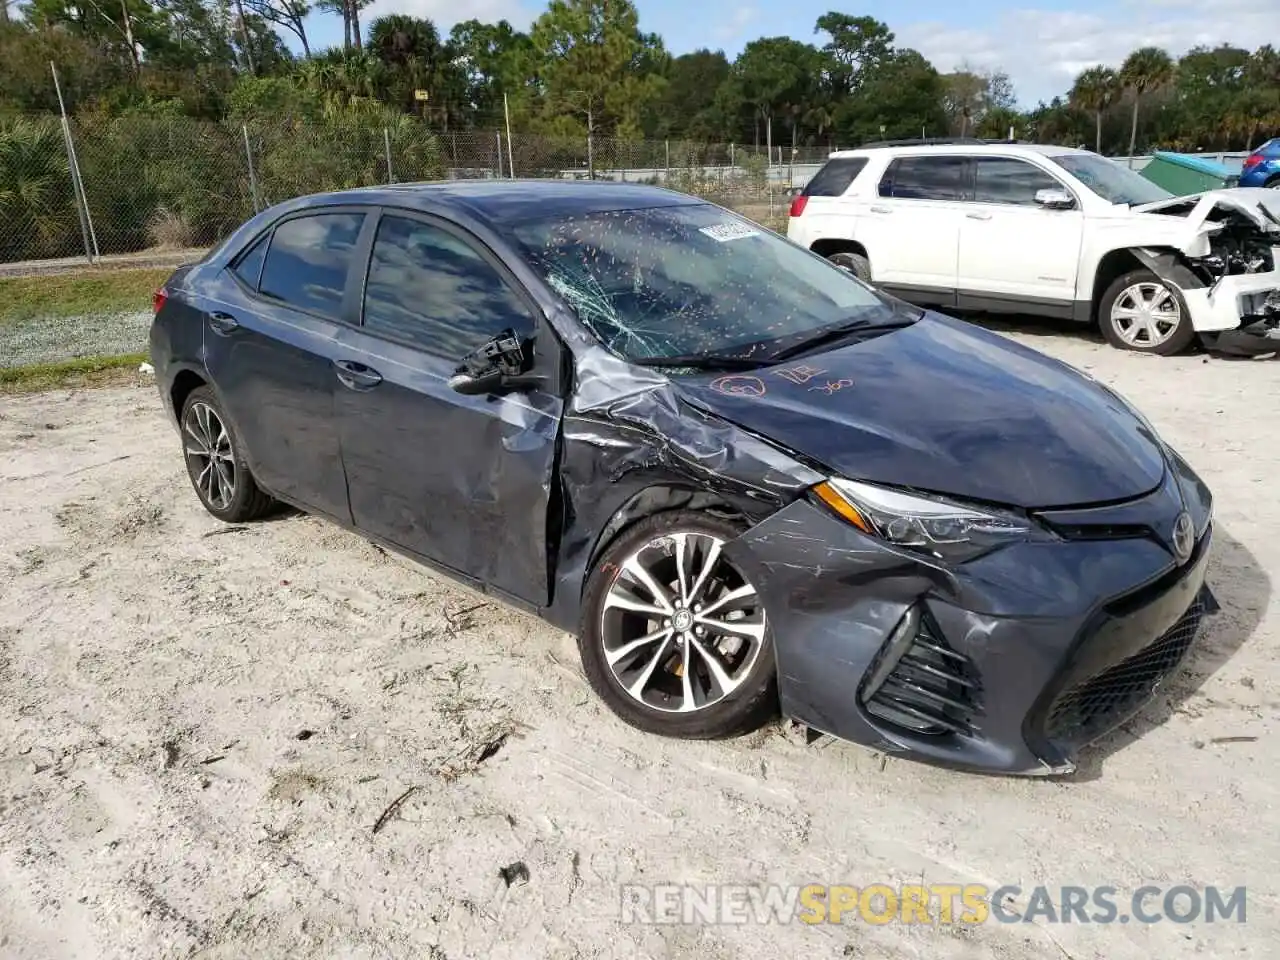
<box><xmin>230</xmin><ymin>233</ymin><xmax>268</xmax><ymax>289</ymax></box>
<box><xmin>973</xmin><ymin>158</ymin><xmax>1068</xmax><ymax>206</ymax></box>
<box><xmin>362</xmin><ymin>215</ymin><xmax>536</xmax><ymax>358</ymax></box>
<box><xmin>878</xmin><ymin>156</ymin><xmax>968</xmax><ymax>201</ymax></box>
<box><xmin>259</xmin><ymin>212</ymin><xmax>365</xmax><ymax>318</ymax></box>
<box><xmin>802</xmin><ymin>158</ymin><xmax>869</xmax><ymax>197</ymax></box>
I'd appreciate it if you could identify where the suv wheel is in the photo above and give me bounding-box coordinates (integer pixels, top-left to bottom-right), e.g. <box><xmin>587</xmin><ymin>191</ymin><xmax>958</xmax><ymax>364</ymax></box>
<box><xmin>180</xmin><ymin>386</ymin><xmax>276</xmax><ymax>523</ymax></box>
<box><xmin>1098</xmin><ymin>269</ymin><xmax>1196</xmax><ymax>355</ymax></box>
<box><xmin>828</xmin><ymin>251</ymin><xmax>872</xmax><ymax>283</ymax></box>
<box><xmin>578</xmin><ymin>511</ymin><xmax>778</xmax><ymax>739</ymax></box>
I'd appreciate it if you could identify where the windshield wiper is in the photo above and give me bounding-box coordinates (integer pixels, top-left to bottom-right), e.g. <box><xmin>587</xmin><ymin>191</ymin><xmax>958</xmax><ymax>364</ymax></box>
<box><xmin>765</xmin><ymin>315</ymin><xmax>917</xmax><ymax>363</ymax></box>
<box><xmin>629</xmin><ymin>353</ymin><xmax>772</xmax><ymax>371</ymax></box>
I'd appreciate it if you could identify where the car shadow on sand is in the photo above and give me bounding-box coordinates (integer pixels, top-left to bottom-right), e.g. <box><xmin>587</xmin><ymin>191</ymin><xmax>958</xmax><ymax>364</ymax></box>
<box><xmin>1066</xmin><ymin>523</ymin><xmax>1270</xmax><ymax>781</ymax></box>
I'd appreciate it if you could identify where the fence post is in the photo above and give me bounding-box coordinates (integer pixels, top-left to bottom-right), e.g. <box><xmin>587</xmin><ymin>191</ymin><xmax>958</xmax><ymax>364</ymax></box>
<box><xmin>496</xmin><ymin>131</ymin><xmax>503</xmax><ymax>177</ymax></box>
<box><xmin>587</xmin><ymin>131</ymin><xmax>595</xmax><ymax>180</ymax></box>
<box><xmin>730</xmin><ymin>142</ymin><xmax>735</xmax><ymax>171</ymax></box>
<box><xmin>384</xmin><ymin>127</ymin><xmax>394</xmax><ymax>183</ymax></box>
<box><xmin>242</xmin><ymin>125</ymin><xmax>261</xmax><ymax>213</ymax></box>
<box><xmin>58</xmin><ymin>118</ymin><xmax>95</xmax><ymax>265</ymax></box>
<box><xmin>664</xmin><ymin>140</ymin><xmax>670</xmax><ymax>182</ymax></box>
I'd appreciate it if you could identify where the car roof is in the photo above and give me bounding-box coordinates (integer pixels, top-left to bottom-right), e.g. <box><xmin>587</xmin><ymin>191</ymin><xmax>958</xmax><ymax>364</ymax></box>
<box><xmin>278</xmin><ymin>179</ymin><xmax>702</xmax><ymax>228</ymax></box>
<box><xmin>828</xmin><ymin>143</ymin><xmax>1091</xmax><ymax>159</ymax></box>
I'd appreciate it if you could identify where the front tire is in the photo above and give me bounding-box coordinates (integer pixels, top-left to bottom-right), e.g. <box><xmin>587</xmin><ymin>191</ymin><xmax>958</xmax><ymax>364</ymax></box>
<box><xmin>1098</xmin><ymin>269</ymin><xmax>1196</xmax><ymax>355</ymax></box>
<box><xmin>179</xmin><ymin>386</ymin><xmax>275</xmax><ymax>523</ymax></box>
<box><xmin>828</xmin><ymin>250</ymin><xmax>872</xmax><ymax>283</ymax></box>
<box><xmin>578</xmin><ymin>511</ymin><xmax>778</xmax><ymax>739</ymax></box>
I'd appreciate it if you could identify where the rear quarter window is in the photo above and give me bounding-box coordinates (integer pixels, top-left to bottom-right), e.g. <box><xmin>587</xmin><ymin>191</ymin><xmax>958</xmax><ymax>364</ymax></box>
<box><xmin>802</xmin><ymin>158</ymin><xmax>869</xmax><ymax>197</ymax></box>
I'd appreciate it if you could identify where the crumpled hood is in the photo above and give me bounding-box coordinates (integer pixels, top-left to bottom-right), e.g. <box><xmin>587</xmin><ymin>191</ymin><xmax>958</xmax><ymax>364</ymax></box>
<box><xmin>1132</xmin><ymin>187</ymin><xmax>1280</xmax><ymax>234</ymax></box>
<box><xmin>674</xmin><ymin>313</ymin><xmax>1168</xmax><ymax>510</ymax></box>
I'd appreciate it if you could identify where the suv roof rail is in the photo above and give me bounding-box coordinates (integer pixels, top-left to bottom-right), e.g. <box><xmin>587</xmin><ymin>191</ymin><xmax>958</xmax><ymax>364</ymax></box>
<box><xmin>852</xmin><ymin>137</ymin><xmax>1041</xmax><ymax>149</ymax></box>
<box><xmin>856</xmin><ymin>137</ymin><xmax>988</xmax><ymax>149</ymax></box>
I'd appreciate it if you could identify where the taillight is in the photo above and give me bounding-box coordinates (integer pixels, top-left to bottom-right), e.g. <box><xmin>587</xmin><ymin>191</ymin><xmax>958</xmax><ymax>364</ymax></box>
<box><xmin>1243</xmin><ymin>153</ymin><xmax>1262</xmax><ymax>169</ymax></box>
<box><xmin>152</xmin><ymin>287</ymin><xmax>168</xmax><ymax>313</ymax></box>
<box><xmin>789</xmin><ymin>195</ymin><xmax>809</xmax><ymax>217</ymax></box>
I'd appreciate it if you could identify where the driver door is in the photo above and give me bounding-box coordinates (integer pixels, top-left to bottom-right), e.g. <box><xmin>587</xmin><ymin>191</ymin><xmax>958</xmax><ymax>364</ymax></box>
<box><xmin>332</xmin><ymin>209</ymin><xmax>565</xmax><ymax>608</ymax></box>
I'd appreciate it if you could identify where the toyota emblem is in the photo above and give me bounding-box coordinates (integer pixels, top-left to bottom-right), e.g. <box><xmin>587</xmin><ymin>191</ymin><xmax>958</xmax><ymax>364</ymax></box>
<box><xmin>1172</xmin><ymin>511</ymin><xmax>1195</xmax><ymax>563</ymax></box>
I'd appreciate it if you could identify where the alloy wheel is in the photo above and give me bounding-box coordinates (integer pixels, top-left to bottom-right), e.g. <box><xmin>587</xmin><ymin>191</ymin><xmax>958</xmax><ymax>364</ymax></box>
<box><xmin>599</xmin><ymin>531</ymin><xmax>767</xmax><ymax>714</ymax></box>
<box><xmin>1110</xmin><ymin>282</ymin><xmax>1181</xmax><ymax>348</ymax></box>
<box><xmin>183</xmin><ymin>401</ymin><xmax>236</xmax><ymax>510</ymax></box>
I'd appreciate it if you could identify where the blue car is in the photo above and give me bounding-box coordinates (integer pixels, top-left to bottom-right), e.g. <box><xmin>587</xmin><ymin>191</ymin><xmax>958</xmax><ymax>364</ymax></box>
<box><xmin>1240</xmin><ymin>138</ymin><xmax>1280</xmax><ymax>188</ymax></box>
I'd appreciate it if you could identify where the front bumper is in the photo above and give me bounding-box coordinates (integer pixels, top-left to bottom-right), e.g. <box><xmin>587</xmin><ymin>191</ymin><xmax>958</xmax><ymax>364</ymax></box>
<box><xmin>726</xmin><ymin>464</ymin><xmax>1216</xmax><ymax>776</ymax></box>
<box><xmin>1183</xmin><ymin>246</ymin><xmax>1280</xmax><ymax>334</ymax></box>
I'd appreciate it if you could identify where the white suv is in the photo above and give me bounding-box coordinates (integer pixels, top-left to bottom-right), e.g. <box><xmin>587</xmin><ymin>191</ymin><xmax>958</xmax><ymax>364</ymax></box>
<box><xmin>786</xmin><ymin>140</ymin><xmax>1280</xmax><ymax>355</ymax></box>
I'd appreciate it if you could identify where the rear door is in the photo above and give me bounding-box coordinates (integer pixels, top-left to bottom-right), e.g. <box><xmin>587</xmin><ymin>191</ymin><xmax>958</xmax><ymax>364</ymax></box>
<box><xmin>957</xmin><ymin>156</ymin><xmax>1084</xmax><ymax>310</ymax></box>
<box><xmin>856</xmin><ymin>154</ymin><xmax>966</xmax><ymax>304</ymax></box>
<box><xmin>332</xmin><ymin>209</ymin><xmax>565</xmax><ymax>608</ymax></box>
<box><xmin>202</xmin><ymin>209</ymin><xmax>371</xmax><ymax>521</ymax></box>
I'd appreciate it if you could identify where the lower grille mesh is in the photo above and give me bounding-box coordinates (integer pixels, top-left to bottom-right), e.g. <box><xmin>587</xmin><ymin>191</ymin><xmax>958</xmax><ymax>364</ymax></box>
<box><xmin>862</xmin><ymin>612</ymin><xmax>981</xmax><ymax>736</ymax></box>
<box><xmin>1045</xmin><ymin>597</ymin><xmax>1206</xmax><ymax>746</ymax></box>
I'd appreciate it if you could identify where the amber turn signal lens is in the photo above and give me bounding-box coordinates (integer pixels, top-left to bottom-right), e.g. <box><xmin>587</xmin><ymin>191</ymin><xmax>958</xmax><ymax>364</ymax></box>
<box><xmin>812</xmin><ymin>481</ymin><xmax>873</xmax><ymax>533</ymax></box>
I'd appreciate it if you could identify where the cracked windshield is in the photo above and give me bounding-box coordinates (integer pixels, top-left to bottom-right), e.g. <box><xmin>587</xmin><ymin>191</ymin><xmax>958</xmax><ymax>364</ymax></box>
<box><xmin>511</xmin><ymin>203</ymin><xmax>902</xmax><ymax>366</ymax></box>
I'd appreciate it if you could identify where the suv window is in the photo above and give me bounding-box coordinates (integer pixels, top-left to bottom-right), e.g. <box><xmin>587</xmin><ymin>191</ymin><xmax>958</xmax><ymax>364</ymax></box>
<box><xmin>362</xmin><ymin>215</ymin><xmax>536</xmax><ymax>358</ymax></box>
<box><xmin>972</xmin><ymin>157</ymin><xmax>1066</xmax><ymax>206</ymax></box>
<box><xmin>259</xmin><ymin>213</ymin><xmax>365</xmax><ymax>317</ymax></box>
<box><xmin>231</xmin><ymin>233</ymin><xmax>268</xmax><ymax>289</ymax></box>
<box><xmin>802</xmin><ymin>158</ymin><xmax>868</xmax><ymax>197</ymax></box>
<box><xmin>879</xmin><ymin>156</ymin><xmax>968</xmax><ymax>201</ymax></box>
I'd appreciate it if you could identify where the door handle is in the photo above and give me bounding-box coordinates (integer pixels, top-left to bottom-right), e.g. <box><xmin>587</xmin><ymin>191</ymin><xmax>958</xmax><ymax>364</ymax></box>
<box><xmin>333</xmin><ymin>359</ymin><xmax>383</xmax><ymax>391</ymax></box>
<box><xmin>869</xmin><ymin>205</ymin><xmax>893</xmax><ymax>214</ymax></box>
<box><xmin>208</xmin><ymin>312</ymin><xmax>240</xmax><ymax>335</ymax></box>
<box><xmin>965</xmin><ymin>211</ymin><xmax>993</xmax><ymax>221</ymax></box>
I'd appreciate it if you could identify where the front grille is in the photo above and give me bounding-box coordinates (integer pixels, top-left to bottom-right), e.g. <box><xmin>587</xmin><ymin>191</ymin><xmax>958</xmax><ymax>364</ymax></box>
<box><xmin>1045</xmin><ymin>597</ymin><xmax>1205</xmax><ymax>747</ymax></box>
<box><xmin>861</xmin><ymin>610</ymin><xmax>982</xmax><ymax>736</ymax></box>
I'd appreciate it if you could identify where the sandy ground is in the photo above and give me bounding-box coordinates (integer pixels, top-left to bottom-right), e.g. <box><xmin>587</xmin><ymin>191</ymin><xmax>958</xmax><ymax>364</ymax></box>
<box><xmin>0</xmin><ymin>326</ymin><xmax>1277</xmax><ymax>960</ymax></box>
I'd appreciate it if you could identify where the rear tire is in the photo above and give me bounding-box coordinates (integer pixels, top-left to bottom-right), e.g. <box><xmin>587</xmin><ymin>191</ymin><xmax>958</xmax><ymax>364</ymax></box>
<box><xmin>179</xmin><ymin>386</ymin><xmax>275</xmax><ymax>523</ymax></box>
<box><xmin>578</xmin><ymin>511</ymin><xmax>778</xmax><ymax>740</ymax></box>
<box><xmin>828</xmin><ymin>250</ymin><xmax>872</xmax><ymax>283</ymax></box>
<box><xmin>1098</xmin><ymin>269</ymin><xmax>1197</xmax><ymax>356</ymax></box>
<box><xmin>1266</xmin><ymin>175</ymin><xmax>1280</xmax><ymax>189</ymax></box>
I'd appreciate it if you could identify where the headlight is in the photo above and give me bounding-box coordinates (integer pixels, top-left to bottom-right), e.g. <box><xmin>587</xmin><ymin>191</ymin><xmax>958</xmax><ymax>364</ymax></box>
<box><xmin>812</xmin><ymin>477</ymin><xmax>1047</xmax><ymax>562</ymax></box>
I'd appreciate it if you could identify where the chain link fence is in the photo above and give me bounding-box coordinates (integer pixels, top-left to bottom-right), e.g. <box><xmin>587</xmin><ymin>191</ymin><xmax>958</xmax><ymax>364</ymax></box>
<box><xmin>0</xmin><ymin>113</ymin><xmax>823</xmax><ymax>371</ymax></box>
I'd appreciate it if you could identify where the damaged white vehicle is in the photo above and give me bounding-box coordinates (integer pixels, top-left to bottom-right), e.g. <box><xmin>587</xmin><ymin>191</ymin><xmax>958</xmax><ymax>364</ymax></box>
<box><xmin>786</xmin><ymin>142</ymin><xmax>1280</xmax><ymax>355</ymax></box>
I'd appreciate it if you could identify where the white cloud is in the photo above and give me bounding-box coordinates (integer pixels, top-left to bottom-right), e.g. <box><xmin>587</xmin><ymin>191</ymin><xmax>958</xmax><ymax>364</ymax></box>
<box><xmin>896</xmin><ymin>0</ymin><xmax>1280</xmax><ymax>105</ymax></box>
<box><xmin>711</xmin><ymin>5</ymin><xmax>760</xmax><ymax>44</ymax></box>
<box><xmin>359</xmin><ymin>0</ymin><xmax>535</xmax><ymax>34</ymax></box>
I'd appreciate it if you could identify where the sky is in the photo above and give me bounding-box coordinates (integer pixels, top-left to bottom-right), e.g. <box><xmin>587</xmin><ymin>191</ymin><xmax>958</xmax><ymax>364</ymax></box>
<box><xmin>301</xmin><ymin>0</ymin><xmax>1280</xmax><ymax>107</ymax></box>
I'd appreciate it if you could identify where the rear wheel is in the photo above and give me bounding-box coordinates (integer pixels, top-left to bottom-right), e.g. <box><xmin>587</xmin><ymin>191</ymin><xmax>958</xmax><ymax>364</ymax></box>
<box><xmin>180</xmin><ymin>386</ymin><xmax>275</xmax><ymax>523</ymax></box>
<box><xmin>828</xmin><ymin>250</ymin><xmax>872</xmax><ymax>283</ymax></box>
<box><xmin>578</xmin><ymin>511</ymin><xmax>777</xmax><ymax>739</ymax></box>
<box><xmin>1266</xmin><ymin>175</ymin><xmax>1280</xmax><ymax>189</ymax></box>
<box><xmin>1098</xmin><ymin>269</ymin><xmax>1196</xmax><ymax>355</ymax></box>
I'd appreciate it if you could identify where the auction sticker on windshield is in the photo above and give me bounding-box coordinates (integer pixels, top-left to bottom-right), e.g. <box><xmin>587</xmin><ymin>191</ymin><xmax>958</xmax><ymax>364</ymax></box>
<box><xmin>699</xmin><ymin>222</ymin><xmax>761</xmax><ymax>242</ymax></box>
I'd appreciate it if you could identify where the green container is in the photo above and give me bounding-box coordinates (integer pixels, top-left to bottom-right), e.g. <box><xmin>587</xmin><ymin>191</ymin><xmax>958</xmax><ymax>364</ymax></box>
<box><xmin>1140</xmin><ymin>151</ymin><xmax>1241</xmax><ymax>195</ymax></box>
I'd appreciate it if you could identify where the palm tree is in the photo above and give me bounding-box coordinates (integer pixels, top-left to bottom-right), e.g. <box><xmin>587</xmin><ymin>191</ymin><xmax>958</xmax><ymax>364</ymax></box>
<box><xmin>1119</xmin><ymin>47</ymin><xmax>1174</xmax><ymax>156</ymax></box>
<box><xmin>1070</xmin><ymin>65</ymin><xmax>1119</xmax><ymax>154</ymax></box>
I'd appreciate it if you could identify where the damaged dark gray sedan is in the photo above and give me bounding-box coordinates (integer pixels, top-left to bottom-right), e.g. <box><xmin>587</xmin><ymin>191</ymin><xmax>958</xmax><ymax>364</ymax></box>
<box><xmin>149</xmin><ymin>181</ymin><xmax>1218</xmax><ymax>776</ymax></box>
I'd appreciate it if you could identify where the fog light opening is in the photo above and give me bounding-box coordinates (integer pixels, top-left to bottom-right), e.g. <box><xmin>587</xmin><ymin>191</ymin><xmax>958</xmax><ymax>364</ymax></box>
<box><xmin>859</xmin><ymin>604</ymin><xmax>981</xmax><ymax>737</ymax></box>
<box><xmin>862</xmin><ymin>605</ymin><xmax>920</xmax><ymax>701</ymax></box>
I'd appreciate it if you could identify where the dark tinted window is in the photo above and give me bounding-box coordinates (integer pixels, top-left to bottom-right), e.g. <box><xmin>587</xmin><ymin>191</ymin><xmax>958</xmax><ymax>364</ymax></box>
<box><xmin>973</xmin><ymin>157</ymin><xmax>1066</xmax><ymax>205</ymax></box>
<box><xmin>363</xmin><ymin>215</ymin><xmax>535</xmax><ymax>358</ymax></box>
<box><xmin>879</xmin><ymin>156</ymin><xmax>968</xmax><ymax>201</ymax></box>
<box><xmin>802</xmin><ymin>158</ymin><xmax>868</xmax><ymax>197</ymax></box>
<box><xmin>259</xmin><ymin>213</ymin><xmax>365</xmax><ymax>317</ymax></box>
<box><xmin>231</xmin><ymin>233</ymin><xmax>268</xmax><ymax>289</ymax></box>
